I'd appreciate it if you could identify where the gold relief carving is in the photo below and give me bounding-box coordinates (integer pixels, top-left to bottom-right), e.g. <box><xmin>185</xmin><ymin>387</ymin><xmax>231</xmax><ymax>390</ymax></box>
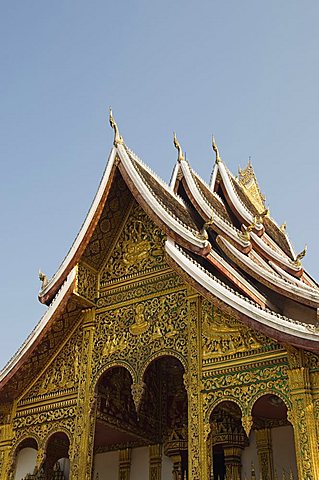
<box><xmin>83</xmin><ymin>174</ymin><xmax>132</xmax><ymax>270</ymax></box>
<box><xmin>100</xmin><ymin>204</ymin><xmax>165</xmax><ymax>284</ymax></box>
<box><xmin>97</xmin><ymin>272</ymin><xmax>184</xmax><ymax>308</ymax></box>
<box><xmin>93</xmin><ymin>291</ymin><xmax>188</xmax><ymax>380</ymax></box>
<box><xmin>131</xmin><ymin>382</ymin><xmax>146</xmax><ymax>413</ymax></box>
<box><xmin>119</xmin><ymin>447</ymin><xmax>132</xmax><ymax>480</ymax></box>
<box><xmin>202</xmin><ymin>304</ymin><xmax>274</xmax><ymax>361</ymax></box>
<box><xmin>76</xmin><ymin>262</ymin><xmax>97</xmax><ymax>302</ymax></box>
<box><xmin>23</xmin><ymin>330</ymin><xmax>83</xmax><ymax>399</ymax></box>
<box><xmin>287</xmin><ymin>365</ymin><xmax>319</xmax><ymax>480</ymax></box>
<box><xmin>241</xmin><ymin>415</ymin><xmax>253</xmax><ymax>437</ymax></box>
<box><xmin>70</xmin><ymin>309</ymin><xmax>96</xmax><ymax>480</ymax></box>
<box><xmin>187</xmin><ymin>295</ymin><xmax>207</xmax><ymax>480</ymax></box>
<box><xmin>130</xmin><ymin>304</ymin><xmax>149</xmax><ymax>335</ymax></box>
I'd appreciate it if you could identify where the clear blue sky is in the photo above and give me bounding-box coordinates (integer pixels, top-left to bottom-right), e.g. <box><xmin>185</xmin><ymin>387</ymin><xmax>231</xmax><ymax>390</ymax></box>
<box><xmin>1</xmin><ymin>1</ymin><xmax>318</xmax><ymax>369</ymax></box>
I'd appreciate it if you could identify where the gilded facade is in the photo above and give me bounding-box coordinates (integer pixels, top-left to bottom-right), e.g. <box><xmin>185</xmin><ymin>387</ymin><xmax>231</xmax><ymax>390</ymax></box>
<box><xmin>1</xmin><ymin>115</ymin><xmax>319</xmax><ymax>480</ymax></box>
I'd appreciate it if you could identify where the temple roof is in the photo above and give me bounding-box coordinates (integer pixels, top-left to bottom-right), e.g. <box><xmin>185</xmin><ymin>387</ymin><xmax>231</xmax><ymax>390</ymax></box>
<box><xmin>1</xmin><ymin>113</ymin><xmax>319</xmax><ymax>394</ymax></box>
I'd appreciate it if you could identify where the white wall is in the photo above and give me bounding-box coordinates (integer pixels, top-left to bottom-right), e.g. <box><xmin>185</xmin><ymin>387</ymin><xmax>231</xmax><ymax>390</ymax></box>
<box><xmin>272</xmin><ymin>425</ymin><xmax>297</xmax><ymax>478</ymax></box>
<box><xmin>93</xmin><ymin>451</ymin><xmax>119</xmax><ymax>480</ymax></box>
<box><xmin>241</xmin><ymin>430</ymin><xmax>259</xmax><ymax>479</ymax></box>
<box><xmin>14</xmin><ymin>447</ymin><xmax>37</xmax><ymax>480</ymax></box>
<box><xmin>130</xmin><ymin>446</ymin><xmax>149</xmax><ymax>480</ymax></box>
<box><xmin>241</xmin><ymin>426</ymin><xmax>297</xmax><ymax>479</ymax></box>
<box><xmin>162</xmin><ymin>454</ymin><xmax>173</xmax><ymax>479</ymax></box>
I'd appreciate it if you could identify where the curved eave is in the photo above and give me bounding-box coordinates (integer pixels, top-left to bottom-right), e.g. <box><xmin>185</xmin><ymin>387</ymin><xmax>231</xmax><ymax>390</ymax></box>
<box><xmin>116</xmin><ymin>145</ymin><xmax>210</xmax><ymax>255</ymax></box>
<box><xmin>217</xmin><ymin>161</ymin><xmax>264</xmax><ymax>231</ymax></box>
<box><xmin>165</xmin><ymin>239</ymin><xmax>319</xmax><ymax>351</ymax></box>
<box><xmin>207</xmin><ymin>250</ymin><xmax>271</xmax><ymax>309</ymax></box>
<box><xmin>217</xmin><ymin>236</ymin><xmax>319</xmax><ymax>309</ymax></box>
<box><xmin>0</xmin><ymin>268</ymin><xmax>77</xmax><ymax>390</ymax></box>
<box><xmin>179</xmin><ymin>159</ymin><xmax>251</xmax><ymax>252</ymax></box>
<box><xmin>251</xmin><ymin>232</ymin><xmax>302</xmax><ymax>277</ymax></box>
<box><xmin>39</xmin><ymin>147</ymin><xmax>118</xmax><ymax>304</ymax></box>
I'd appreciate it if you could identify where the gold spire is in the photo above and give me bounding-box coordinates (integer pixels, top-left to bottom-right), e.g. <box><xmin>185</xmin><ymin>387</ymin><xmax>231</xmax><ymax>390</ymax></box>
<box><xmin>173</xmin><ymin>132</ymin><xmax>185</xmax><ymax>162</ymax></box>
<box><xmin>212</xmin><ymin>135</ymin><xmax>221</xmax><ymax>163</ymax></box>
<box><xmin>109</xmin><ymin>107</ymin><xmax>123</xmax><ymax>146</ymax></box>
<box><xmin>295</xmin><ymin>245</ymin><xmax>307</xmax><ymax>266</ymax></box>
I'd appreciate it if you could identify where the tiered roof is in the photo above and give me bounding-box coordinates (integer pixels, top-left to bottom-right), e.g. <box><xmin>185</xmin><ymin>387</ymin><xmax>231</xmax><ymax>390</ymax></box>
<box><xmin>1</xmin><ymin>111</ymin><xmax>319</xmax><ymax>395</ymax></box>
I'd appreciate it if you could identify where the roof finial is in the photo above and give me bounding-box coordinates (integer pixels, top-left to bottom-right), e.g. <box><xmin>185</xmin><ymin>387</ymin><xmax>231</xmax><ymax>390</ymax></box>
<box><xmin>295</xmin><ymin>245</ymin><xmax>307</xmax><ymax>266</ymax></box>
<box><xmin>109</xmin><ymin>107</ymin><xmax>123</xmax><ymax>146</ymax></box>
<box><xmin>212</xmin><ymin>135</ymin><xmax>221</xmax><ymax>163</ymax></box>
<box><xmin>39</xmin><ymin>270</ymin><xmax>48</xmax><ymax>289</ymax></box>
<box><xmin>173</xmin><ymin>132</ymin><xmax>185</xmax><ymax>162</ymax></box>
<box><xmin>280</xmin><ymin>222</ymin><xmax>287</xmax><ymax>232</ymax></box>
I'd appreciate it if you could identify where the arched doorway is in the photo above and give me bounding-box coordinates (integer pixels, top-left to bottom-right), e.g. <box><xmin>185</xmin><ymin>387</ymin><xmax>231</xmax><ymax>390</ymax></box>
<box><xmin>210</xmin><ymin>401</ymin><xmax>248</xmax><ymax>480</ymax></box>
<box><xmin>14</xmin><ymin>437</ymin><xmax>38</xmax><ymax>480</ymax></box>
<box><xmin>44</xmin><ymin>432</ymin><xmax>70</xmax><ymax>479</ymax></box>
<box><xmin>93</xmin><ymin>357</ymin><xmax>187</xmax><ymax>480</ymax></box>
<box><xmin>142</xmin><ymin>356</ymin><xmax>188</xmax><ymax>480</ymax></box>
<box><xmin>242</xmin><ymin>394</ymin><xmax>297</xmax><ymax>479</ymax></box>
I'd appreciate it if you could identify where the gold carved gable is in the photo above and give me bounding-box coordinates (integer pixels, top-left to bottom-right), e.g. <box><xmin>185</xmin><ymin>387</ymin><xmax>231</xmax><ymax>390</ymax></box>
<box><xmin>202</xmin><ymin>302</ymin><xmax>278</xmax><ymax>361</ymax></box>
<box><xmin>100</xmin><ymin>202</ymin><xmax>166</xmax><ymax>286</ymax></box>
<box><xmin>82</xmin><ymin>171</ymin><xmax>133</xmax><ymax>271</ymax></box>
<box><xmin>20</xmin><ymin>327</ymin><xmax>83</xmax><ymax>402</ymax></box>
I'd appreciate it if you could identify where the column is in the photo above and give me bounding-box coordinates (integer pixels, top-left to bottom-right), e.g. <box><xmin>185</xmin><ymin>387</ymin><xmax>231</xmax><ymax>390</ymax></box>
<box><xmin>119</xmin><ymin>448</ymin><xmax>132</xmax><ymax>480</ymax></box>
<box><xmin>187</xmin><ymin>293</ymin><xmax>209</xmax><ymax>480</ymax></box>
<box><xmin>149</xmin><ymin>444</ymin><xmax>162</xmax><ymax>480</ymax></box>
<box><xmin>287</xmin><ymin>351</ymin><xmax>319</xmax><ymax>480</ymax></box>
<box><xmin>69</xmin><ymin>308</ymin><xmax>97</xmax><ymax>479</ymax></box>
<box><xmin>223</xmin><ymin>446</ymin><xmax>242</xmax><ymax>480</ymax></box>
<box><xmin>255</xmin><ymin>428</ymin><xmax>274</xmax><ymax>480</ymax></box>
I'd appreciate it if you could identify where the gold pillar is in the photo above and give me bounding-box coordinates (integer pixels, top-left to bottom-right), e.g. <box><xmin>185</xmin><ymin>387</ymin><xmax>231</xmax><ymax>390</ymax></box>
<box><xmin>149</xmin><ymin>444</ymin><xmax>162</xmax><ymax>480</ymax></box>
<box><xmin>187</xmin><ymin>293</ymin><xmax>208</xmax><ymax>480</ymax></box>
<box><xmin>223</xmin><ymin>446</ymin><xmax>242</xmax><ymax>480</ymax></box>
<box><xmin>255</xmin><ymin>428</ymin><xmax>274</xmax><ymax>480</ymax></box>
<box><xmin>69</xmin><ymin>308</ymin><xmax>97</xmax><ymax>480</ymax></box>
<box><xmin>287</xmin><ymin>364</ymin><xmax>319</xmax><ymax>480</ymax></box>
<box><xmin>119</xmin><ymin>448</ymin><xmax>132</xmax><ymax>480</ymax></box>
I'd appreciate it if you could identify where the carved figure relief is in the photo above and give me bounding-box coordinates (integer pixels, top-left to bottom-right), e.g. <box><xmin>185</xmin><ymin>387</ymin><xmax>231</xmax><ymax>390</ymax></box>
<box><xmin>100</xmin><ymin>204</ymin><xmax>166</xmax><ymax>285</ymax></box>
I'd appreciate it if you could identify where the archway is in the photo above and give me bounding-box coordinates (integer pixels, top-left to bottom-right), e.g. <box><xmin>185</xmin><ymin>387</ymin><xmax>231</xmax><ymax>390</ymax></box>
<box><xmin>44</xmin><ymin>432</ymin><xmax>70</xmax><ymax>479</ymax></box>
<box><xmin>92</xmin><ymin>357</ymin><xmax>187</xmax><ymax>480</ymax></box>
<box><xmin>141</xmin><ymin>355</ymin><xmax>188</xmax><ymax>480</ymax></box>
<box><xmin>210</xmin><ymin>401</ymin><xmax>248</xmax><ymax>480</ymax></box>
<box><xmin>14</xmin><ymin>438</ymin><xmax>38</xmax><ymax>480</ymax></box>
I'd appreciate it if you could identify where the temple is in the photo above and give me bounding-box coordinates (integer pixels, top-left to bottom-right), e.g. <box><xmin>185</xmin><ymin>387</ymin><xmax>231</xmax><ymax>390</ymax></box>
<box><xmin>1</xmin><ymin>111</ymin><xmax>319</xmax><ymax>480</ymax></box>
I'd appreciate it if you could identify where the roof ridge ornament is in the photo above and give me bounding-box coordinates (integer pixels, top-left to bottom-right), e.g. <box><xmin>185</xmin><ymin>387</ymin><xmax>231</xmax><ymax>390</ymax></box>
<box><xmin>212</xmin><ymin>135</ymin><xmax>221</xmax><ymax>164</ymax></box>
<box><xmin>109</xmin><ymin>108</ymin><xmax>124</xmax><ymax>146</ymax></box>
<box><xmin>280</xmin><ymin>222</ymin><xmax>287</xmax><ymax>232</ymax></box>
<box><xmin>257</xmin><ymin>208</ymin><xmax>270</xmax><ymax>224</ymax></box>
<box><xmin>173</xmin><ymin>132</ymin><xmax>185</xmax><ymax>162</ymax></box>
<box><xmin>238</xmin><ymin>217</ymin><xmax>258</xmax><ymax>241</ymax></box>
<box><xmin>295</xmin><ymin>245</ymin><xmax>307</xmax><ymax>266</ymax></box>
<box><xmin>39</xmin><ymin>270</ymin><xmax>48</xmax><ymax>289</ymax></box>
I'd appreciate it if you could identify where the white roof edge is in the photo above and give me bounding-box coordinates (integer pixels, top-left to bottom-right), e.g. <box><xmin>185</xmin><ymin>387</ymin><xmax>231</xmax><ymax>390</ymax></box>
<box><xmin>0</xmin><ymin>267</ymin><xmax>77</xmax><ymax>382</ymax></box>
<box><xmin>218</xmin><ymin>236</ymin><xmax>319</xmax><ymax>305</ymax></box>
<box><xmin>169</xmin><ymin>162</ymin><xmax>181</xmax><ymax>192</ymax></box>
<box><xmin>209</xmin><ymin>249</ymin><xmax>273</xmax><ymax>309</ymax></box>
<box><xmin>209</xmin><ymin>162</ymin><xmax>218</xmax><ymax>189</ymax></box>
<box><xmin>39</xmin><ymin>146</ymin><xmax>117</xmax><ymax>299</ymax></box>
<box><xmin>165</xmin><ymin>239</ymin><xmax>319</xmax><ymax>343</ymax></box>
<box><xmin>180</xmin><ymin>160</ymin><xmax>250</xmax><ymax>249</ymax></box>
<box><xmin>117</xmin><ymin>145</ymin><xmax>209</xmax><ymax>250</ymax></box>
<box><xmin>251</xmin><ymin>232</ymin><xmax>301</xmax><ymax>272</ymax></box>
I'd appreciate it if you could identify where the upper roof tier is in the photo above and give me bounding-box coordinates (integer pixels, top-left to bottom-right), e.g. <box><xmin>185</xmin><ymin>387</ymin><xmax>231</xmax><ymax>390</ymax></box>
<box><xmin>1</xmin><ymin>112</ymin><xmax>319</xmax><ymax>396</ymax></box>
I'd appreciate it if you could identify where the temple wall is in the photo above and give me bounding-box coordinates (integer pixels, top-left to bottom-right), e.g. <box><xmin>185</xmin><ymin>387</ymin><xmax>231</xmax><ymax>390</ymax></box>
<box><xmin>93</xmin><ymin>451</ymin><xmax>119</xmax><ymax>479</ymax></box>
<box><xmin>241</xmin><ymin>430</ymin><xmax>259</xmax><ymax>479</ymax></box>
<box><xmin>241</xmin><ymin>426</ymin><xmax>297</xmax><ymax>479</ymax></box>
<box><xmin>14</xmin><ymin>447</ymin><xmax>37</xmax><ymax>480</ymax></box>
<box><xmin>272</xmin><ymin>426</ymin><xmax>297</xmax><ymax>478</ymax></box>
<box><xmin>130</xmin><ymin>446</ymin><xmax>148</xmax><ymax>479</ymax></box>
<box><xmin>93</xmin><ymin>447</ymin><xmax>173</xmax><ymax>479</ymax></box>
